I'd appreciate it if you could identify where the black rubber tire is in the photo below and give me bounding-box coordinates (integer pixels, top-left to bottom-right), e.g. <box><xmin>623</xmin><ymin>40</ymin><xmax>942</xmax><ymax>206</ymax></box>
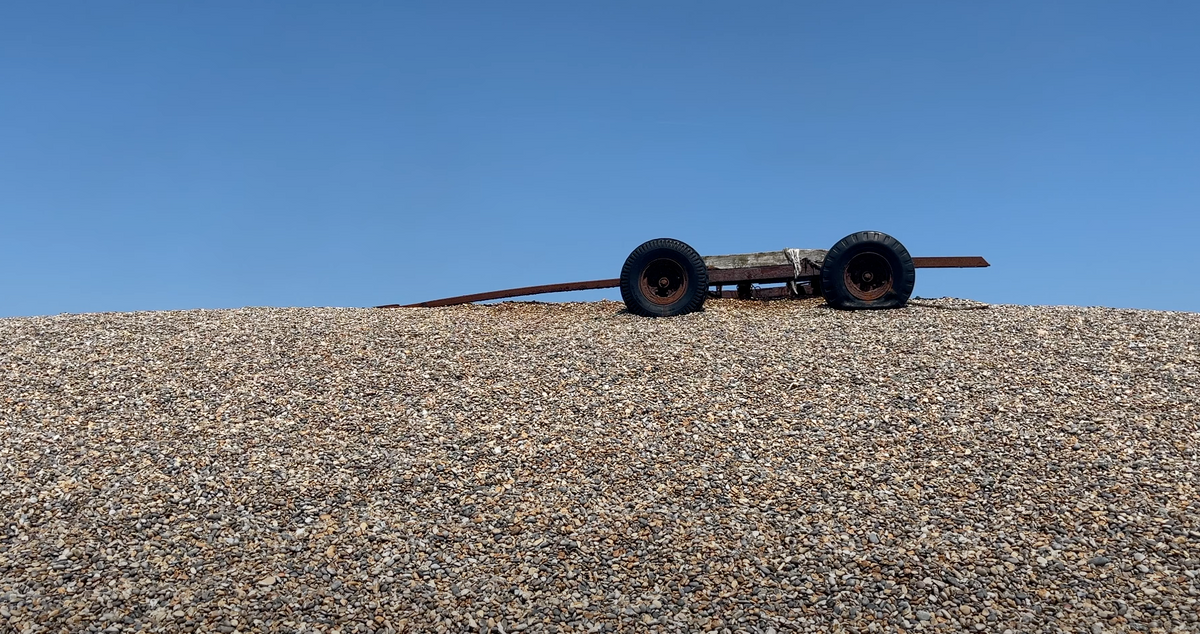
<box><xmin>821</xmin><ymin>231</ymin><xmax>916</xmax><ymax>310</ymax></box>
<box><xmin>620</xmin><ymin>238</ymin><xmax>708</xmax><ymax>317</ymax></box>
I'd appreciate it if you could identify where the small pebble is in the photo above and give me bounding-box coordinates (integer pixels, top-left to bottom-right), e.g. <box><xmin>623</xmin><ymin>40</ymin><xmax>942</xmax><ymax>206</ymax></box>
<box><xmin>0</xmin><ymin>299</ymin><xmax>1196</xmax><ymax>632</ymax></box>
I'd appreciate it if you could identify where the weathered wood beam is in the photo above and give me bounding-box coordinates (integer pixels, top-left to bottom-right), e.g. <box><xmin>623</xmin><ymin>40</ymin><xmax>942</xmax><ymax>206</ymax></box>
<box><xmin>704</xmin><ymin>249</ymin><xmax>826</xmax><ymax>277</ymax></box>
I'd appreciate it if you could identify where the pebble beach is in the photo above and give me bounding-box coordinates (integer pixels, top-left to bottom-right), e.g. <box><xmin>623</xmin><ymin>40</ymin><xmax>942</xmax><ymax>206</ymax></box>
<box><xmin>1</xmin><ymin>299</ymin><xmax>1197</xmax><ymax>633</ymax></box>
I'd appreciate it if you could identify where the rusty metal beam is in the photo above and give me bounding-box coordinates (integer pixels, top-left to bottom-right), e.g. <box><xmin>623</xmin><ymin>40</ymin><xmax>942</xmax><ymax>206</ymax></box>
<box><xmin>380</xmin><ymin>278</ymin><xmax>620</xmax><ymax>308</ymax></box>
<box><xmin>712</xmin><ymin>285</ymin><xmax>794</xmax><ymax>300</ymax></box>
<box><xmin>707</xmin><ymin>264</ymin><xmax>797</xmax><ymax>284</ymax></box>
<box><xmin>912</xmin><ymin>256</ymin><xmax>990</xmax><ymax>268</ymax></box>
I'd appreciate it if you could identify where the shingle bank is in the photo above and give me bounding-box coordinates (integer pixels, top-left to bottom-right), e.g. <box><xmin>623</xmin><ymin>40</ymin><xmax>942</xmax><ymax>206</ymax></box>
<box><xmin>1</xmin><ymin>299</ymin><xmax>1197</xmax><ymax>633</ymax></box>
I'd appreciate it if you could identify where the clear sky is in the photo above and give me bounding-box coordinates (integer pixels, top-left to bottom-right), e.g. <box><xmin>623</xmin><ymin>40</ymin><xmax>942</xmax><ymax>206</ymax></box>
<box><xmin>3</xmin><ymin>2</ymin><xmax>1198</xmax><ymax>318</ymax></box>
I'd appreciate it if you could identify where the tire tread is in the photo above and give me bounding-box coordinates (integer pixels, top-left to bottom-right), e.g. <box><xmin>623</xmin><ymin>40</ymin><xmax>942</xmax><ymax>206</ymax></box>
<box><xmin>820</xmin><ymin>231</ymin><xmax>916</xmax><ymax>310</ymax></box>
<box><xmin>620</xmin><ymin>238</ymin><xmax>708</xmax><ymax>317</ymax></box>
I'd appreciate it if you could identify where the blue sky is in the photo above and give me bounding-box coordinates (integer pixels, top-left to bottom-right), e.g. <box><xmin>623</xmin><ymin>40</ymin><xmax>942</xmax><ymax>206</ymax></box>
<box><xmin>3</xmin><ymin>2</ymin><xmax>1198</xmax><ymax>317</ymax></box>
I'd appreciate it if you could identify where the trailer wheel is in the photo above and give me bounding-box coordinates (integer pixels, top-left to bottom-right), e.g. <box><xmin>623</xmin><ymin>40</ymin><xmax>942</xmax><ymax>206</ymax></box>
<box><xmin>821</xmin><ymin>231</ymin><xmax>915</xmax><ymax>310</ymax></box>
<box><xmin>620</xmin><ymin>238</ymin><xmax>708</xmax><ymax>317</ymax></box>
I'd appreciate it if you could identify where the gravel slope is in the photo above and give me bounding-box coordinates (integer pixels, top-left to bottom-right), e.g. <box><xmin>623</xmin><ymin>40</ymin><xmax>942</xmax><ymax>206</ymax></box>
<box><xmin>1</xmin><ymin>299</ymin><xmax>1198</xmax><ymax>634</ymax></box>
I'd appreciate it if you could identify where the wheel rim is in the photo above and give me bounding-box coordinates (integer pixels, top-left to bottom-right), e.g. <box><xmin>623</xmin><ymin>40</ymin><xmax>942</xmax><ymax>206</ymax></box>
<box><xmin>639</xmin><ymin>258</ymin><xmax>688</xmax><ymax>305</ymax></box>
<box><xmin>843</xmin><ymin>251</ymin><xmax>894</xmax><ymax>301</ymax></box>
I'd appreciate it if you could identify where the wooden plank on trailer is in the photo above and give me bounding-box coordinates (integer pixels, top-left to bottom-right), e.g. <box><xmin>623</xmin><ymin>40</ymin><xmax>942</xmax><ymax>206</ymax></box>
<box><xmin>703</xmin><ymin>249</ymin><xmax>826</xmax><ymax>276</ymax></box>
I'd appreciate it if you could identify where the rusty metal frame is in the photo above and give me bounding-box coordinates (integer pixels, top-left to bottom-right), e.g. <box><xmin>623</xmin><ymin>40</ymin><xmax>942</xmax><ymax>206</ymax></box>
<box><xmin>707</xmin><ymin>264</ymin><xmax>797</xmax><ymax>285</ymax></box>
<box><xmin>381</xmin><ymin>278</ymin><xmax>621</xmax><ymax>308</ymax></box>
<box><xmin>712</xmin><ymin>285</ymin><xmax>805</xmax><ymax>300</ymax></box>
<box><xmin>911</xmin><ymin>256</ymin><xmax>990</xmax><ymax>268</ymax></box>
<box><xmin>381</xmin><ymin>255</ymin><xmax>989</xmax><ymax>309</ymax></box>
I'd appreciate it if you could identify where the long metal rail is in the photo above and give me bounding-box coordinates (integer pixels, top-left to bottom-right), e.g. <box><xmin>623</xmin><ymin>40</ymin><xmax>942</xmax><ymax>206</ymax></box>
<box><xmin>380</xmin><ymin>256</ymin><xmax>989</xmax><ymax>309</ymax></box>
<box><xmin>379</xmin><ymin>279</ymin><xmax>621</xmax><ymax>308</ymax></box>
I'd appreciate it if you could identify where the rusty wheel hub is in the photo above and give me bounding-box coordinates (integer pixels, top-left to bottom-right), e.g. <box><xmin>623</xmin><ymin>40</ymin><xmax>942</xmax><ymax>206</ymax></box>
<box><xmin>843</xmin><ymin>252</ymin><xmax>894</xmax><ymax>301</ymax></box>
<box><xmin>639</xmin><ymin>258</ymin><xmax>688</xmax><ymax>305</ymax></box>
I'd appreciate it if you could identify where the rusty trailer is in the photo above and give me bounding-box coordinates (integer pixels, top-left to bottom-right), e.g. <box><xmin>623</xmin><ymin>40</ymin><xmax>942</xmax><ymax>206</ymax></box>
<box><xmin>382</xmin><ymin>231</ymin><xmax>988</xmax><ymax>317</ymax></box>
